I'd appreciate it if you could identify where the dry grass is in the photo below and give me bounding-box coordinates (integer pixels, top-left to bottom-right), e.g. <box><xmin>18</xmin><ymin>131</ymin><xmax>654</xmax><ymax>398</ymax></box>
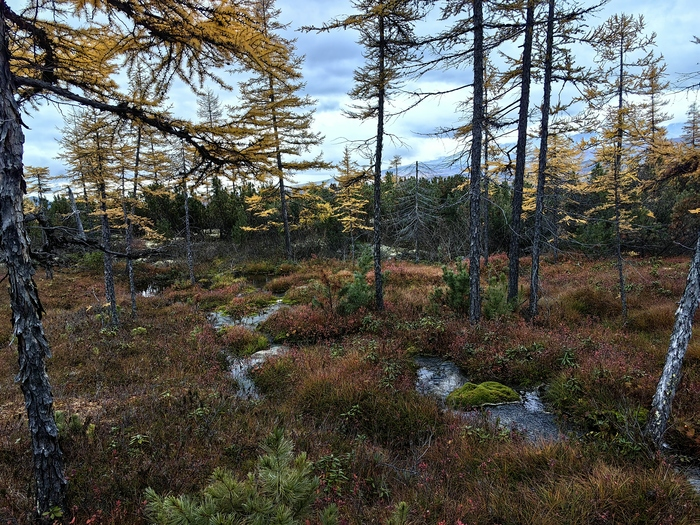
<box><xmin>1</xmin><ymin>254</ymin><xmax>699</xmax><ymax>524</ymax></box>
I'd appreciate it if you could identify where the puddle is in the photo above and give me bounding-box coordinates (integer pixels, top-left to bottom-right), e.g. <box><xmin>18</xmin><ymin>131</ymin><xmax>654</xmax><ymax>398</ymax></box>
<box><xmin>230</xmin><ymin>345</ymin><xmax>288</xmax><ymax>399</ymax></box>
<box><xmin>208</xmin><ymin>299</ymin><xmax>288</xmax><ymax>398</ymax></box>
<box><xmin>415</xmin><ymin>356</ymin><xmax>469</xmax><ymax>399</ymax></box>
<box><xmin>414</xmin><ymin>356</ymin><xmax>562</xmax><ymax>443</ymax></box>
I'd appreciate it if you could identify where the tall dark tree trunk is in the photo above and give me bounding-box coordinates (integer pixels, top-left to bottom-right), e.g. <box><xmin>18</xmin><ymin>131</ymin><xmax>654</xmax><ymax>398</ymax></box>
<box><xmin>373</xmin><ymin>14</ymin><xmax>386</xmax><ymax>311</ymax></box>
<box><xmin>528</xmin><ymin>0</ymin><xmax>555</xmax><ymax>321</ymax></box>
<box><xmin>613</xmin><ymin>33</ymin><xmax>628</xmax><ymax>321</ymax></box>
<box><xmin>0</xmin><ymin>15</ymin><xmax>67</xmax><ymax>517</ymax></box>
<box><xmin>646</xmin><ymin>231</ymin><xmax>700</xmax><ymax>447</ymax></box>
<box><xmin>270</xmin><ymin>77</ymin><xmax>293</xmax><ymax>261</ymax></box>
<box><xmin>469</xmin><ymin>0</ymin><xmax>484</xmax><ymax>324</ymax></box>
<box><xmin>507</xmin><ymin>0</ymin><xmax>535</xmax><ymax>304</ymax></box>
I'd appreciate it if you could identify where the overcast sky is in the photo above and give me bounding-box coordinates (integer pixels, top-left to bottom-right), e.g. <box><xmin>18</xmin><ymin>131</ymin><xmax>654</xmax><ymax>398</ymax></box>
<box><xmin>18</xmin><ymin>0</ymin><xmax>700</xmax><ymax>189</ymax></box>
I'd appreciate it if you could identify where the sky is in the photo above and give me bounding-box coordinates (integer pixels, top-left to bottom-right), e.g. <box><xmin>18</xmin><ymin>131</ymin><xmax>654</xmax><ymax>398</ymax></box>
<box><xmin>16</xmin><ymin>0</ymin><xmax>700</xmax><ymax>191</ymax></box>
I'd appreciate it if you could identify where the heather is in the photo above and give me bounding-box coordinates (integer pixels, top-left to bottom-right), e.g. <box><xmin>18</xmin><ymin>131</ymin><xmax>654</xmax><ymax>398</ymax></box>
<box><xmin>0</xmin><ymin>252</ymin><xmax>699</xmax><ymax>524</ymax></box>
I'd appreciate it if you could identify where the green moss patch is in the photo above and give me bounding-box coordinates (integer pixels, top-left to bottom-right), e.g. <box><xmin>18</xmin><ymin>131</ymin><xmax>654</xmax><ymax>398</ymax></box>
<box><xmin>446</xmin><ymin>381</ymin><xmax>520</xmax><ymax>409</ymax></box>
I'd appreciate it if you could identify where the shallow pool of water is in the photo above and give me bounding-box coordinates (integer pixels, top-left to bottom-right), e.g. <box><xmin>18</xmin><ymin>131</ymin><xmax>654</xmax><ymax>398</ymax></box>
<box><xmin>414</xmin><ymin>355</ymin><xmax>563</xmax><ymax>443</ymax></box>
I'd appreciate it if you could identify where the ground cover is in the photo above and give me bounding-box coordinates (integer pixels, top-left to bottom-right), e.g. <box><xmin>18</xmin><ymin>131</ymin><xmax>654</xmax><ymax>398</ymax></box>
<box><xmin>0</xmin><ymin>252</ymin><xmax>699</xmax><ymax>524</ymax></box>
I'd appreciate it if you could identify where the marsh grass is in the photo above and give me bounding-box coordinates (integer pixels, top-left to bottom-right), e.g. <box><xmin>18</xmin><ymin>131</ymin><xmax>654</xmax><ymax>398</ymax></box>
<box><xmin>1</xmin><ymin>255</ymin><xmax>699</xmax><ymax>524</ymax></box>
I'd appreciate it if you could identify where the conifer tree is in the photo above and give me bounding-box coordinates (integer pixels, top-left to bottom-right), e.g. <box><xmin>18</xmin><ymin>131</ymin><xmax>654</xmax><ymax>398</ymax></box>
<box><xmin>334</xmin><ymin>146</ymin><xmax>372</xmax><ymax>261</ymax></box>
<box><xmin>2</xmin><ymin>0</ymin><xmax>286</xmax><ymax>515</ymax></box>
<box><xmin>305</xmin><ymin>0</ymin><xmax>425</xmax><ymax>310</ymax></box>
<box><xmin>234</xmin><ymin>0</ymin><xmax>326</xmax><ymax>260</ymax></box>
<box><xmin>585</xmin><ymin>13</ymin><xmax>660</xmax><ymax>320</ymax></box>
<box><xmin>58</xmin><ymin>108</ymin><xmax>122</xmax><ymax>327</ymax></box>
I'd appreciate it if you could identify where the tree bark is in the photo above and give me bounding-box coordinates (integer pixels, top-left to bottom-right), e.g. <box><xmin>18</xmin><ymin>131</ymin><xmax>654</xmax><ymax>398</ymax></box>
<box><xmin>646</xmin><ymin>231</ymin><xmax>700</xmax><ymax>448</ymax></box>
<box><xmin>373</xmin><ymin>13</ymin><xmax>385</xmax><ymax>311</ymax></box>
<box><xmin>67</xmin><ymin>186</ymin><xmax>86</xmax><ymax>241</ymax></box>
<box><xmin>528</xmin><ymin>0</ymin><xmax>555</xmax><ymax>321</ymax></box>
<box><xmin>0</xmin><ymin>14</ymin><xmax>67</xmax><ymax>517</ymax></box>
<box><xmin>507</xmin><ymin>0</ymin><xmax>535</xmax><ymax>304</ymax></box>
<box><xmin>184</xmin><ymin>180</ymin><xmax>196</xmax><ymax>285</ymax></box>
<box><xmin>100</xmin><ymin>180</ymin><xmax>119</xmax><ymax>327</ymax></box>
<box><xmin>469</xmin><ymin>0</ymin><xmax>484</xmax><ymax>324</ymax></box>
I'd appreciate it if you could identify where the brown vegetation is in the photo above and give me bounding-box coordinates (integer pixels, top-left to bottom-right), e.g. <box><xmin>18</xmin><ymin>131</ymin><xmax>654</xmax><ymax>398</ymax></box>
<box><xmin>1</xmin><ymin>253</ymin><xmax>699</xmax><ymax>524</ymax></box>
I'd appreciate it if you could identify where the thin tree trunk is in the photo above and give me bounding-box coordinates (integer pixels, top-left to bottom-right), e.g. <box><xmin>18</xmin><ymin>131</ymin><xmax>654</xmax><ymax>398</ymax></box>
<box><xmin>373</xmin><ymin>14</ymin><xmax>386</xmax><ymax>311</ymax></box>
<box><xmin>414</xmin><ymin>161</ymin><xmax>419</xmax><ymax>263</ymax></box>
<box><xmin>184</xmin><ymin>181</ymin><xmax>196</xmax><ymax>285</ymax></box>
<box><xmin>613</xmin><ymin>32</ymin><xmax>628</xmax><ymax>321</ymax></box>
<box><xmin>507</xmin><ymin>0</ymin><xmax>535</xmax><ymax>304</ymax></box>
<box><xmin>646</xmin><ymin>231</ymin><xmax>700</xmax><ymax>447</ymax></box>
<box><xmin>67</xmin><ymin>186</ymin><xmax>86</xmax><ymax>241</ymax></box>
<box><xmin>469</xmin><ymin>0</ymin><xmax>484</xmax><ymax>324</ymax></box>
<box><xmin>269</xmin><ymin>76</ymin><xmax>293</xmax><ymax>261</ymax></box>
<box><xmin>125</xmin><ymin>126</ymin><xmax>141</xmax><ymax>318</ymax></box>
<box><xmin>528</xmin><ymin>0</ymin><xmax>555</xmax><ymax>321</ymax></box>
<box><xmin>0</xmin><ymin>15</ymin><xmax>67</xmax><ymax>516</ymax></box>
<box><xmin>100</xmin><ymin>180</ymin><xmax>119</xmax><ymax>327</ymax></box>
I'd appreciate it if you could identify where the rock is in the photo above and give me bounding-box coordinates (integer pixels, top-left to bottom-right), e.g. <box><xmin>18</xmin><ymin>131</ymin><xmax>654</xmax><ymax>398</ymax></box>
<box><xmin>446</xmin><ymin>381</ymin><xmax>520</xmax><ymax>409</ymax></box>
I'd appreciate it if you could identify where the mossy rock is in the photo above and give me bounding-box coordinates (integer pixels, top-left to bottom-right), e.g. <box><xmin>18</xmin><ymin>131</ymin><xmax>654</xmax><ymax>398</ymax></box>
<box><xmin>446</xmin><ymin>381</ymin><xmax>520</xmax><ymax>409</ymax></box>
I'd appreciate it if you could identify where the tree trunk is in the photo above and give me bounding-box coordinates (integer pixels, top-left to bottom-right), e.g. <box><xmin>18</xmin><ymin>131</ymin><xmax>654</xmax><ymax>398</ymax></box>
<box><xmin>270</xmin><ymin>76</ymin><xmax>293</xmax><ymax>261</ymax></box>
<box><xmin>184</xmin><ymin>181</ymin><xmax>196</xmax><ymax>285</ymax></box>
<box><xmin>507</xmin><ymin>0</ymin><xmax>535</xmax><ymax>304</ymax></box>
<box><xmin>613</xmin><ymin>32</ymin><xmax>628</xmax><ymax>321</ymax></box>
<box><xmin>528</xmin><ymin>0</ymin><xmax>555</xmax><ymax>321</ymax></box>
<box><xmin>0</xmin><ymin>15</ymin><xmax>67</xmax><ymax>517</ymax></box>
<box><xmin>100</xmin><ymin>181</ymin><xmax>119</xmax><ymax>327</ymax></box>
<box><xmin>468</xmin><ymin>0</ymin><xmax>484</xmax><ymax>324</ymax></box>
<box><xmin>646</xmin><ymin>231</ymin><xmax>700</xmax><ymax>447</ymax></box>
<box><xmin>67</xmin><ymin>186</ymin><xmax>86</xmax><ymax>241</ymax></box>
<box><xmin>373</xmin><ymin>14</ymin><xmax>386</xmax><ymax>311</ymax></box>
<box><xmin>125</xmin><ymin>126</ymin><xmax>141</xmax><ymax>318</ymax></box>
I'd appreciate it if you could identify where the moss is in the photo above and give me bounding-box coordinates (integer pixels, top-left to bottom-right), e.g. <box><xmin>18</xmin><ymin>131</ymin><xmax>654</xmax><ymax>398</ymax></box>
<box><xmin>446</xmin><ymin>381</ymin><xmax>520</xmax><ymax>409</ymax></box>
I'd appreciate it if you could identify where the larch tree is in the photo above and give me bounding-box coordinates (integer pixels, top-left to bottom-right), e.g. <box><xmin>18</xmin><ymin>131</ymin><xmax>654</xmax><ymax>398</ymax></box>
<box><xmin>681</xmin><ymin>102</ymin><xmax>700</xmax><ymax>148</ymax></box>
<box><xmin>235</xmin><ymin>0</ymin><xmax>325</xmax><ymax>261</ymax></box>
<box><xmin>58</xmin><ymin>108</ymin><xmax>122</xmax><ymax>328</ymax></box>
<box><xmin>585</xmin><ymin>13</ymin><xmax>660</xmax><ymax>321</ymax></box>
<box><xmin>304</xmin><ymin>0</ymin><xmax>425</xmax><ymax>310</ymax></box>
<box><xmin>434</xmin><ymin>0</ymin><xmax>487</xmax><ymax>323</ymax></box>
<box><xmin>505</xmin><ymin>0</ymin><xmax>536</xmax><ymax>305</ymax></box>
<box><xmin>1</xmin><ymin>0</ymin><xmax>284</xmax><ymax>516</ymax></box>
<box><xmin>334</xmin><ymin>146</ymin><xmax>372</xmax><ymax>262</ymax></box>
<box><xmin>527</xmin><ymin>0</ymin><xmax>602</xmax><ymax>320</ymax></box>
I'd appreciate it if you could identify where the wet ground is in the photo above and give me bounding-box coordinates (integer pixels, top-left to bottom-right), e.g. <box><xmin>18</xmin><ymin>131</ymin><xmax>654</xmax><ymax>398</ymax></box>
<box><xmin>414</xmin><ymin>355</ymin><xmax>562</xmax><ymax>443</ymax></box>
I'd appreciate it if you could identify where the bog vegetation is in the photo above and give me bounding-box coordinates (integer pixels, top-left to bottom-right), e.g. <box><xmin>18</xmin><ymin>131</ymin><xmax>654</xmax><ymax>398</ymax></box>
<box><xmin>1</xmin><ymin>247</ymin><xmax>699</xmax><ymax>523</ymax></box>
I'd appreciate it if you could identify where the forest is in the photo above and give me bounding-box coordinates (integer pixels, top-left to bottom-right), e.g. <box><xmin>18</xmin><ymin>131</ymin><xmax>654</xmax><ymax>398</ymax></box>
<box><xmin>1</xmin><ymin>0</ymin><xmax>700</xmax><ymax>523</ymax></box>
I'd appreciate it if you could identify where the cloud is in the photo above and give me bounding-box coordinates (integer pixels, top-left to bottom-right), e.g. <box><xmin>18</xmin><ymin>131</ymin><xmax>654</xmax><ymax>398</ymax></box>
<box><xmin>16</xmin><ymin>0</ymin><xmax>700</xmax><ymax>189</ymax></box>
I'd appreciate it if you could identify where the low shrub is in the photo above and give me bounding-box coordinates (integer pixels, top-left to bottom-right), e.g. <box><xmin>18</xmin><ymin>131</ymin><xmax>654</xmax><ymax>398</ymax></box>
<box><xmin>431</xmin><ymin>260</ymin><xmax>470</xmax><ymax>316</ymax></box>
<box><xmin>219</xmin><ymin>325</ymin><xmax>268</xmax><ymax>356</ymax></box>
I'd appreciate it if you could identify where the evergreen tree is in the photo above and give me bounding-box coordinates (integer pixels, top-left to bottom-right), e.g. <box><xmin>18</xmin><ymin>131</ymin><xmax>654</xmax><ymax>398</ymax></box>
<box><xmin>234</xmin><ymin>0</ymin><xmax>326</xmax><ymax>260</ymax></box>
<box><xmin>305</xmin><ymin>0</ymin><xmax>426</xmax><ymax>310</ymax></box>
<box><xmin>2</xmin><ymin>0</ymin><xmax>286</xmax><ymax>514</ymax></box>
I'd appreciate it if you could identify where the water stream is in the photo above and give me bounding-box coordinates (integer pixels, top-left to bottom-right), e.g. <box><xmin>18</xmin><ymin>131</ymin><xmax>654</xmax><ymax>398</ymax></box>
<box><xmin>414</xmin><ymin>355</ymin><xmax>562</xmax><ymax>443</ymax></box>
<box><xmin>207</xmin><ymin>299</ymin><xmax>288</xmax><ymax>399</ymax></box>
